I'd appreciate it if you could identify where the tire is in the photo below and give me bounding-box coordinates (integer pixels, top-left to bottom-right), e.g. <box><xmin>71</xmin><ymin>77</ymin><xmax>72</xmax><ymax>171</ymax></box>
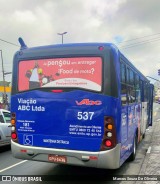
<box><xmin>128</xmin><ymin>135</ymin><xmax>137</xmax><ymax>161</ymax></box>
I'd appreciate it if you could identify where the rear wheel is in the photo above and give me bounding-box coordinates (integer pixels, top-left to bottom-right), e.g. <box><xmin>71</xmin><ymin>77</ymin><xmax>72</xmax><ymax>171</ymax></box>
<box><xmin>128</xmin><ymin>135</ymin><xmax>137</xmax><ymax>161</ymax></box>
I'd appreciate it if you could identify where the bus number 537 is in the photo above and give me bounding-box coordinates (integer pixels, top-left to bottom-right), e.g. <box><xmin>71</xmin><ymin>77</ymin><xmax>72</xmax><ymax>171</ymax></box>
<box><xmin>77</xmin><ymin>112</ymin><xmax>94</xmax><ymax>120</ymax></box>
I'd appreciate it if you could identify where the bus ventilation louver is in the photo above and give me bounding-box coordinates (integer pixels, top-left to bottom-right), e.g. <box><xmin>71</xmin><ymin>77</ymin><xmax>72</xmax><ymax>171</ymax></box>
<box><xmin>11</xmin><ymin>113</ymin><xmax>18</xmax><ymax>142</ymax></box>
<box><xmin>100</xmin><ymin>116</ymin><xmax>117</xmax><ymax>151</ymax></box>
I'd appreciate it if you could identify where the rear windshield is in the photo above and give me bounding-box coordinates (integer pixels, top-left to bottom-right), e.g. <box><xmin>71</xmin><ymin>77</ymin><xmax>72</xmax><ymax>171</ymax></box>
<box><xmin>18</xmin><ymin>57</ymin><xmax>102</xmax><ymax>92</ymax></box>
<box><xmin>3</xmin><ymin>112</ymin><xmax>11</xmax><ymax>123</ymax></box>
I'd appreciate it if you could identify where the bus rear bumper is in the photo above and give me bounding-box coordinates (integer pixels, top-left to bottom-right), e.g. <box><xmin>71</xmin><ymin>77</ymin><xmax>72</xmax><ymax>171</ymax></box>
<box><xmin>11</xmin><ymin>141</ymin><xmax>121</xmax><ymax>169</ymax></box>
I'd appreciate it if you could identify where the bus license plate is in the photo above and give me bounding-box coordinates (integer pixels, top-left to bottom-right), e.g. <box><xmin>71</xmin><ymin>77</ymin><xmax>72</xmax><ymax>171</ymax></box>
<box><xmin>48</xmin><ymin>155</ymin><xmax>67</xmax><ymax>163</ymax></box>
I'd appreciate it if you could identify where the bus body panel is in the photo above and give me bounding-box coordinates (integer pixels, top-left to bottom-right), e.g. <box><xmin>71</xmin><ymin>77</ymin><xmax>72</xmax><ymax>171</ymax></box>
<box><xmin>141</xmin><ymin>102</ymin><xmax>148</xmax><ymax>136</ymax></box>
<box><xmin>120</xmin><ymin>103</ymin><xmax>141</xmax><ymax>165</ymax></box>
<box><xmin>148</xmin><ymin>84</ymin><xmax>154</xmax><ymax>126</ymax></box>
<box><xmin>11</xmin><ymin>90</ymin><xmax>119</xmax><ymax>152</ymax></box>
<box><xmin>11</xmin><ymin>140</ymin><xmax>121</xmax><ymax>169</ymax></box>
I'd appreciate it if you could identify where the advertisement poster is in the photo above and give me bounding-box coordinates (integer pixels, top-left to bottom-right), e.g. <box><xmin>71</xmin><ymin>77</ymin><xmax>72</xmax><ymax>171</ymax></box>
<box><xmin>18</xmin><ymin>57</ymin><xmax>102</xmax><ymax>92</ymax></box>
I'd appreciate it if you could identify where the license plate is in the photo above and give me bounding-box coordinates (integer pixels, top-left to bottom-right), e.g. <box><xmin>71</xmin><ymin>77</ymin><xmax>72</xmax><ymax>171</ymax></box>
<box><xmin>48</xmin><ymin>154</ymin><xmax>67</xmax><ymax>163</ymax></box>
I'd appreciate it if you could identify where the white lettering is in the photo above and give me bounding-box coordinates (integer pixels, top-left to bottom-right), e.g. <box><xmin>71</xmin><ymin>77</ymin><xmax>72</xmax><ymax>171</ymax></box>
<box><xmin>43</xmin><ymin>139</ymin><xmax>69</xmax><ymax>144</ymax></box>
<box><xmin>47</xmin><ymin>60</ymin><xmax>70</xmax><ymax>67</ymax></box>
<box><xmin>18</xmin><ymin>105</ymin><xmax>30</xmax><ymax>111</ymax></box>
<box><xmin>32</xmin><ymin>105</ymin><xmax>45</xmax><ymax>111</ymax></box>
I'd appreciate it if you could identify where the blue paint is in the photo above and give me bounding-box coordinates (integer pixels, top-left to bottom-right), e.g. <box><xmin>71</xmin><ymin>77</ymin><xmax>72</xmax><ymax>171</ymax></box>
<box><xmin>11</xmin><ymin>90</ymin><xmax>119</xmax><ymax>151</ymax></box>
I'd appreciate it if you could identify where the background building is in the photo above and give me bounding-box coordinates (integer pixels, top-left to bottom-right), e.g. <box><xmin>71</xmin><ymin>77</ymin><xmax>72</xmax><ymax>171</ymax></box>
<box><xmin>0</xmin><ymin>81</ymin><xmax>11</xmax><ymax>109</ymax></box>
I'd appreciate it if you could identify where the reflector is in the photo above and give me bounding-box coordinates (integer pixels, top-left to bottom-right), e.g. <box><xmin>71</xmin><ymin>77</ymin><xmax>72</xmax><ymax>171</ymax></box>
<box><xmin>51</xmin><ymin>90</ymin><xmax>63</xmax><ymax>93</ymax></box>
<box><xmin>89</xmin><ymin>156</ymin><xmax>98</xmax><ymax>160</ymax></box>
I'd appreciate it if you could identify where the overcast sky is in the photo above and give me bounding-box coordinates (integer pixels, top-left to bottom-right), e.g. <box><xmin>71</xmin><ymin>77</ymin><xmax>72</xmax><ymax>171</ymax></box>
<box><xmin>0</xmin><ymin>0</ymin><xmax>160</xmax><ymax>83</ymax></box>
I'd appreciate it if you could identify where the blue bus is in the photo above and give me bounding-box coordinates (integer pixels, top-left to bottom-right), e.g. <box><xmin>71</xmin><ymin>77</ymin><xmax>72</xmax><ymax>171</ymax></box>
<box><xmin>11</xmin><ymin>39</ymin><xmax>153</xmax><ymax>169</ymax></box>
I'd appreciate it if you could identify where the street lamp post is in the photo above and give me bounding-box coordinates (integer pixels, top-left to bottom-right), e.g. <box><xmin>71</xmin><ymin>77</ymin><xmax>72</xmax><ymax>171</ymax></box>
<box><xmin>0</xmin><ymin>50</ymin><xmax>7</xmax><ymax>104</ymax></box>
<box><xmin>0</xmin><ymin>50</ymin><xmax>12</xmax><ymax>108</ymax></box>
<box><xmin>57</xmin><ymin>32</ymin><xmax>67</xmax><ymax>44</ymax></box>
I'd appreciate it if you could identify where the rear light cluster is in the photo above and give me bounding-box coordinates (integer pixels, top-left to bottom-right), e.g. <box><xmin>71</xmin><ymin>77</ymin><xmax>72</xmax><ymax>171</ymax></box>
<box><xmin>100</xmin><ymin>116</ymin><xmax>117</xmax><ymax>151</ymax></box>
<box><xmin>11</xmin><ymin>113</ymin><xmax>18</xmax><ymax>142</ymax></box>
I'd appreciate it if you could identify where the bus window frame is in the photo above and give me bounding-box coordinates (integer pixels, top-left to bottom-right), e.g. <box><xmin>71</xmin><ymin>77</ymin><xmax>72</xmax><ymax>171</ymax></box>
<box><xmin>120</xmin><ymin>60</ymin><xmax>127</xmax><ymax>106</ymax></box>
<box><xmin>12</xmin><ymin>50</ymin><xmax>118</xmax><ymax>98</ymax></box>
<box><xmin>120</xmin><ymin>57</ymin><xmax>143</xmax><ymax>105</ymax></box>
<box><xmin>16</xmin><ymin>55</ymin><xmax>104</xmax><ymax>94</ymax></box>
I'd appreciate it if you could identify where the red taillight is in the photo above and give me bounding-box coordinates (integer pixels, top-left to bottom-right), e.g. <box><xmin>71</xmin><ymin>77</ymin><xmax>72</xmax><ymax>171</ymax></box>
<box><xmin>11</xmin><ymin>113</ymin><xmax>16</xmax><ymax>118</ymax></box>
<box><xmin>11</xmin><ymin>112</ymin><xmax>18</xmax><ymax>142</ymax></box>
<box><xmin>105</xmin><ymin>140</ymin><xmax>112</xmax><ymax>147</ymax></box>
<box><xmin>100</xmin><ymin>116</ymin><xmax>117</xmax><ymax>151</ymax></box>
<box><xmin>11</xmin><ymin>132</ymin><xmax>17</xmax><ymax>139</ymax></box>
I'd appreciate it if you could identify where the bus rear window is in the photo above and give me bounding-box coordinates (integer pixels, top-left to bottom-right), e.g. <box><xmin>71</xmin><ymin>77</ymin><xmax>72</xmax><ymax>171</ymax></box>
<box><xmin>18</xmin><ymin>57</ymin><xmax>102</xmax><ymax>92</ymax></box>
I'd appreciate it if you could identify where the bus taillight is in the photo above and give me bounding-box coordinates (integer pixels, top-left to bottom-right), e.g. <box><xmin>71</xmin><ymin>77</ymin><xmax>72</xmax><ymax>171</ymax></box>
<box><xmin>106</xmin><ymin>124</ymin><xmax>113</xmax><ymax>130</ymax></box>
<box><xmin>106</xmin><ymin>132</ymin><xmax>112</xmax><ymax>137</ymax></box>
<box><xmin>11</xmin><ymin>132</ymin><xmax>17</xmax><ymax>139</ymax></box>
<box><xmin>100</xmin><ymin>116</ymin><xmax>117</xmax><ymax>151</ymax></box>
<box><xmin>11</xmin><ymin>113</ymin><xmax>18</xmax><ymax>142</ymax></box>
<box><xmin>105</xmin><ymin>140</ymin><xmax>112</xmax><ymax>147</ymax></box>
<box><xmin>11</xmin><ymin>113</ymin><xmax>16</xmax><ymax>125</ymax></box>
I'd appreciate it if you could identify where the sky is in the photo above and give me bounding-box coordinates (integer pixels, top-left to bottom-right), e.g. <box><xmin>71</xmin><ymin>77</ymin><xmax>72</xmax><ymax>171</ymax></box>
<box><xmin>0</xmin><ymin>0</ymin><xmax>160</xmax><ymax>84</ymax></box>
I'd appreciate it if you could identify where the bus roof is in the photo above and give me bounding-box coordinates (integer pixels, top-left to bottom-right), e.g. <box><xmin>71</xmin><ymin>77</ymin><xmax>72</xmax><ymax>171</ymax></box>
<box><xmin>17</xmin><ymin>39</ymin><xmax>149</xmax><ymax>83</ymax></box>
<box><xmin>19</xmin><ymin>41</ymin><xmax>118</xmax><ymax>51</ymax></box>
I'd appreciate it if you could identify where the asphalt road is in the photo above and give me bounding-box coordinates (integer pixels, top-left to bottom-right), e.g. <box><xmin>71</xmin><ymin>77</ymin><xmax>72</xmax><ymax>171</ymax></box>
<box><xmin>0</xmin><ymin>103</ymin><xmax>159</xmax><ymax>183</ymax></box>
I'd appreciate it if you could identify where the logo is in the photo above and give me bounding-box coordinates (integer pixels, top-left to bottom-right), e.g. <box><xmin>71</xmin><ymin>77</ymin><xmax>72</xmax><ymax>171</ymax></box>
<box><xmin>76</xmin><ymin>99</ymin><xmax>102</xmax><ymax>105</ymax></box>
<box><xmin>23</xmin><ymin>134</ymin><xmax>33</xmax><ymax>146</ymax></box>
<box><xmin>2</xmin><ymin>176</ymin><xmax>11</xmax><ymax>182</ymax></box>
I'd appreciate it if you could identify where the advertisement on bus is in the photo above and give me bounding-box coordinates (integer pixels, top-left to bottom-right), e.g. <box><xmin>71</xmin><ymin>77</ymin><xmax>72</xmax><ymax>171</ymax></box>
<box><xmin>18</xmin><ymin>57</ymin><xmax>102</xmax><ymax>92</ymax></box>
